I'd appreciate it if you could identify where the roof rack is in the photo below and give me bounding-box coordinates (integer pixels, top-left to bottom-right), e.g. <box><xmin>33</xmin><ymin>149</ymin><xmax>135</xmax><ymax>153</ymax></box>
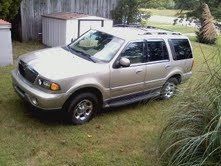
<box><xmin>113</xmin><ymin>24</ymin><xmax>141</xmax><ymax>28</ymax></box>
<box><xmin>141</xmin><ymin>32</ymin><xmax>182</xmax><ymax>36</ymax></box>
<box><xmin>140</xmin><ymin>27</ymin><xmax>182</xmax><ymax>36</ymax></box>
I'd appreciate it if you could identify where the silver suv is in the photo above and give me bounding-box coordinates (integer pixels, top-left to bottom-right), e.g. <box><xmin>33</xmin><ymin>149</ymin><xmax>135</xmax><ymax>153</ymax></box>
<box><xmin>12</xmin><ymin>27</ymin><xmax>194</xmax><ymax>124</ymax></box>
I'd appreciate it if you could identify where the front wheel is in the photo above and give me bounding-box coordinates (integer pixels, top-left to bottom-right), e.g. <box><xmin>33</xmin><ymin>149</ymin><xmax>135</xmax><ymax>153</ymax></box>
<box><xmin>160</xmin><ymin>78</ymin><xmax>179</xmax><ymax>100</ymax></box>
<box><xmin>66</xmin><ymin>93</ymin><xmax>99</xmax><ymax>125</ymax></box>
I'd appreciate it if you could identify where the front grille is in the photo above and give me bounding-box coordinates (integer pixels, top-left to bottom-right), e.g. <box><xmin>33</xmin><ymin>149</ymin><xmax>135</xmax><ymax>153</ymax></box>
<box><xmin>18</xmin><ymin>60</ymin><xmax>38</xmax><ymax>83</ymax></box>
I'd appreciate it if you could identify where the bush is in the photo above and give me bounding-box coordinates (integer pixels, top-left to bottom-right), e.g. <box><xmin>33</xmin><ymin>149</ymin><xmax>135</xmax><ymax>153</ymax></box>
<box><xmin>111</xmin><ymin>0</ymin><xmax>141</xmax><ymax>24</ymax></box>
<box><xmin>143</xmin><ymin>0</ymin><xmax>175</xmax><ymax>9</ymax></box>
<box><xmin>159</xmin><ymin>47</ymin><xmax>221</xmax><ymax>165</ymax></box>
<box><xmin>197</xmin><ymin>3</ymin><xmax>218</xmax><ymax>44</ymax></box>
<box><xmin>0</xmin><ymin>0</ymin><xmax>21</xmax><ymax>21</ymax></box>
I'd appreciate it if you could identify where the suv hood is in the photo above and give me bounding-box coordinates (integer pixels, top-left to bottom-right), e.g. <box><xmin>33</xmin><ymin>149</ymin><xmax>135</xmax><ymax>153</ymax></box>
<box><xmin>19</xmin><ymin>47</ymin><xmax>102</xmax><ymax>80</ymax></box>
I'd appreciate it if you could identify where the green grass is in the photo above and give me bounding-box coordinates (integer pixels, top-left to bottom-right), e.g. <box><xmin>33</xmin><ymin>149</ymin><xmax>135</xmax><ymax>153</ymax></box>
<box><xmin>216</xmin><ymin>36</ymin><xmax>221</xmax><ymax>46</ymax></box>
<box><xmin>0</xmin><ymin>63</ymin><xmax>171</xmax><ymax>165</ymax></box>
<box><xmin>0</xmin><ymin>33</ymin><xmax>220</xmax><ymax>165</ymax></box>
<box><xmin>140</xmin><ymin>8</ymin><xmax>189</xmax><ymax>17</ymax></box>
<box><xmin>147</xmin><ymin>22</ymin><xmax>197</xmax><ymax>34</ymax></box>
<box><xmin>140</xmin><ymin>8</ymin><xmax>197</xmax><ymax>34</ymax></box>
<box><xmin>13</xmin><ymin>41</ymin><xmax>46</xmax><ymax>59</ymax></box>
<box><xmin>159</xmin><ymin>38</ymin><xmax>221</xmax><ymax>166</ymax></box>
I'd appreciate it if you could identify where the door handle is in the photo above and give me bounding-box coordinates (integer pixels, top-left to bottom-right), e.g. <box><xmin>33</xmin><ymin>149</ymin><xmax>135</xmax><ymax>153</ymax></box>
<box><xmin>136</xmin><ymin>69</ymin><xmax>143</xmax><ymax>74</ymax></box>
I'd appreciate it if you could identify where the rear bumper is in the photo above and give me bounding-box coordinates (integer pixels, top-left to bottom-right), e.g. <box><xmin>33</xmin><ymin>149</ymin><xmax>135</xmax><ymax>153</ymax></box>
<box><xmin>11</xmin><ymin>70</ymin><xmax>67</xmax><ymax>110</ymax></box>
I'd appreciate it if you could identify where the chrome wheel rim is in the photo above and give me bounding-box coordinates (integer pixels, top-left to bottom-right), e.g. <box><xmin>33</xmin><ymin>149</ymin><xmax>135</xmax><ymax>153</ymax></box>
<box><xmin>73</xmin><ymin>99</ymin><xmax>93</xmax><ymax>121</ymax></box>
<box><xmin>164</xmin><ymin>82</ymin><xmax>176</xmax><ymax>99</ymax></box>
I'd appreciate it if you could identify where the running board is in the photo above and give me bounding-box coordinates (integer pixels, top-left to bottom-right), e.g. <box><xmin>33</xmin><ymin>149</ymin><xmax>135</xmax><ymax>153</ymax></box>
<box><xmin>104</xmin><ymin>91</ymin><xmax>161</xmax><ymax>108</ymax></box>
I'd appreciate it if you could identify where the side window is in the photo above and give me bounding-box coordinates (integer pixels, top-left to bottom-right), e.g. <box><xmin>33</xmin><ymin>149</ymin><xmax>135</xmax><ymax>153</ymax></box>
<box><xmin>122</xmin><ymin>42</ymin><xmax>145</xmax><ymax>64</ymax></box>
<box><xmin>170</xmin><ymin>39</ymin><xmax>193</xmax><ymax>60</ymax></box>
<box><xmin>147</xmin><ymin>41</ymin><xmax>169</xmax><ymax>62</ymax></box>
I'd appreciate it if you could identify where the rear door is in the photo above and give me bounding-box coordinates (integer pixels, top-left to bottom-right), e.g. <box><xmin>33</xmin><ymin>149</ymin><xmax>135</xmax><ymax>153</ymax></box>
<box><xmin>144</xmin><ymin>39</ymin><xmax>171</xmax><ymax>91</ymax></box>
<box><xmin>169</xmin><ymin>39</ymin><xmax>193</xmax><ymax>73</ymax></box>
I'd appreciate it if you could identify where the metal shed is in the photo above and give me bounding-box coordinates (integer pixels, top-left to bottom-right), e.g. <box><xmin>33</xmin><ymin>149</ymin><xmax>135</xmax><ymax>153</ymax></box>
<box><xmin>42</xmin><ymin>12</ymin><xmax>113</xmax><ymax>47</ymax></box>
<box><xmin>0</xmin><ymin>20</ymin><xmax>13</xmax><ymax>67</ymax></box>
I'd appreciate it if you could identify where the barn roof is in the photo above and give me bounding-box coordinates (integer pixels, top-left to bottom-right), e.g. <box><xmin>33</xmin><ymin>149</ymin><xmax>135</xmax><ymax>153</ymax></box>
<box><xmin>42</xmin><ymin>12</ymin><xmax>112</xmax><ymax>21</ymax></box>
<box><xmin>0</xmin><ymin>19</ymin><xmax>11</xmax><ymax>25</ymax></box>
<box><xmin>42</xmin><ymin>12</ymin><xmax>89</xmax><ymax>20</ymax></box>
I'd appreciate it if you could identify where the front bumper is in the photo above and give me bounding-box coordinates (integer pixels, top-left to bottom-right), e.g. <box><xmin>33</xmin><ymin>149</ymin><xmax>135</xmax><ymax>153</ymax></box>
<box><xmin>11</xmin><ymin>70</ymin><xmax>67</xmax><ymax>110</ymax></box>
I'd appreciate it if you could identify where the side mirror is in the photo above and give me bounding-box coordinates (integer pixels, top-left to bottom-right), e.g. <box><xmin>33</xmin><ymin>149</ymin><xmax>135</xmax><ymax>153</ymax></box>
<box><xmin>119</xmin><ymin>57</ymin><xmax>130</xmax><ymax>67</ymax></box>
<box><xmin>71</xmin><ymin>38</ymin><xmax>76</xmax><ymax>43</ymax></box>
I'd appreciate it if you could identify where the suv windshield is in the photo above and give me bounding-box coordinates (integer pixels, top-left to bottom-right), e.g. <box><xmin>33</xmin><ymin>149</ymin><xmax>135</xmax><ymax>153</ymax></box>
<box><xmin>68</xmin><ymin>30</ymin><xmax>125</xmax><ymax>62</ymax></box>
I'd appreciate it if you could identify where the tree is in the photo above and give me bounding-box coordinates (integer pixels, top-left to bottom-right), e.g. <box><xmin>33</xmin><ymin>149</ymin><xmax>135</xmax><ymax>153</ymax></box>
<box><xmin>143</xmin><ymin>0</ymin><xmax>175</xmax><ymax>9</ymax></box>
<box><xmin>111</xmin><ymin>0</ymin><xmax>151</xmax><ymax>24</ymax></box>
<box><xmin>0</xmin><ymin>0</ymin><xmax>21</xmax><ymax>21</ymax></box>
<box><xmin>196</xmin><ymin>3</ymin><xmax>218</xmax><ymax>44</ymax></box>
<box><xmin>174</xmin><ymin>0</ymin><xmax>221</xmax><ymax>21</ymax></box>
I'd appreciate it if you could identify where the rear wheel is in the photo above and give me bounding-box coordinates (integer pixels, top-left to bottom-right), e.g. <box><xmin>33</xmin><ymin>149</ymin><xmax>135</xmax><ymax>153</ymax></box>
<box><xmin>160</xmin><ymin>78</ymin><xmax>179</xmax><ymax>100</ymax></box>
<box><xmin>66</xmin><ymin>93</ymin><xmax>99</xmax><ymax>125</ymax></box>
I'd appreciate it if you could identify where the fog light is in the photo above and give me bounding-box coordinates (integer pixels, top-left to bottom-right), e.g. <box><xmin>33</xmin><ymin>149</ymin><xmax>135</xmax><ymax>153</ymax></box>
<box><xmin>31</xmin><ymin>98</ymin><xmax>38</xmax><ymax>105</ymax></box>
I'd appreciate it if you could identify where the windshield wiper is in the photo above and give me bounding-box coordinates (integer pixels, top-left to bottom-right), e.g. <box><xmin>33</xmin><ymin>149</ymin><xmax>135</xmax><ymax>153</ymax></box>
<box><xmin>68</xmin><ymin>46</ymin><xmax>96</xmax><ymax>63</ymax></box>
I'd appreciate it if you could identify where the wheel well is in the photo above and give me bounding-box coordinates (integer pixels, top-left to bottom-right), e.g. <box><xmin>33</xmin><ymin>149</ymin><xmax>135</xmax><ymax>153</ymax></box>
<box><xmin>169</xmin><ymin>74</ymin><xmax>182</xmax><ymax>84</ymax></box>
<box><xmin>63</xmin><ymin>87</ymin><xmax>103</xmax><ymax>109</ymax></box>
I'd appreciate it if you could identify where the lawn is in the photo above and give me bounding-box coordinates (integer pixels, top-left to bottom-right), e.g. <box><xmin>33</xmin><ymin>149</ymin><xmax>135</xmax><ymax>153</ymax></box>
<box><xmin>140</xmin><ymin>8</ymin><xmax>189</xmax><ymax>17</ymax></box>
<box><xmin>0</xmin><ymin>37</ymin><xmax>220</xmax><ymax>165</ymax></box>
<box><xmin>140</xmin><ymin>8</ymin><xmax>197</xmax><ymax>34</ymax></box>
<box><xmin>147</xmin><ymin>22</ymin><xmax>197</xmax><ymax>34</ymax></box>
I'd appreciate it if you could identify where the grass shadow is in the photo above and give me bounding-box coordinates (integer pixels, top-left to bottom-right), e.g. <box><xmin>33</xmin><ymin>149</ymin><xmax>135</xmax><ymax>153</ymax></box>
<box><xmin>24</xmin><ymin>105</ymin><xmax>68</xmax><ymax>126</ymax></box>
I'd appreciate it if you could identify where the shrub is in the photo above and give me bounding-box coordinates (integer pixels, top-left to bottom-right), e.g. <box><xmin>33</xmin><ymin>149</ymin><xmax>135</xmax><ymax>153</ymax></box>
<box><xmin>142</xmin><ymin>0</ymin><xmax>175</xmax><ymax>9</ymax></box>
<box><xmin>174</xmin><ymin>0</ymin><xmax>221</xmax><ymax>22</ymax></box>
<box><xmin>111</xmin><ymin>0</ymin><xmax>141</xmax><ymax>24</ymax></box>
<box><xmin>159</xmin><ymin>47</ymin><xmax>221</xmax><ymax>165</ymax></box>
<box><xmin>0</xmin><ymin>0</ymin><xmax>21</xmax><ymax>21</ymax></box>
<box><xmin>196</xmin><ymin>3</ymin><xmax>218</xmax><ymax>44</ymax></box>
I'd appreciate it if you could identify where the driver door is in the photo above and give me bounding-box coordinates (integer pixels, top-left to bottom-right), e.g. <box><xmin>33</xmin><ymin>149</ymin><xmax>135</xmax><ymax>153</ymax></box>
<box><xmin>110</xmin><ymin>41</ymin><xmax>147</xmax><ymax>98</ymax></box>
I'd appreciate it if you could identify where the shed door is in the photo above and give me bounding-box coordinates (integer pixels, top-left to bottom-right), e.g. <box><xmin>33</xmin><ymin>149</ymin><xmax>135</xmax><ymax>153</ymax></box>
<box><xmin>78</xmin><ymin>20</ymin><xmax>104</xmax><ymax>37</ymax></box>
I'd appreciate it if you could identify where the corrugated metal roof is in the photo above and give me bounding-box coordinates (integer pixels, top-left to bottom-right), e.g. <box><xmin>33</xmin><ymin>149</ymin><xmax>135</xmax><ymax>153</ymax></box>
<box><xmin>0</xmin><ymin>19</ymin><xmax>11</xmax><ymax>25</ymax></box>
<box><xmin>42</xmin><ymin>12</ymin><xmax>89</xmax><ymax>20</ymax></box>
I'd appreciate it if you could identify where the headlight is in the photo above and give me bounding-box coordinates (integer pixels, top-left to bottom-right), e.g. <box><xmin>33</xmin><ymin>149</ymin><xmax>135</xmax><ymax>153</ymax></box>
<box><xmin>37</xmin><ymin>78</ymin><xmax>60</xmax><ymax>91</ymax></box>
<box><xmin>50</xmin><ymin>83</ymin><xmax>61</xmax><ymax>91</ymax></box>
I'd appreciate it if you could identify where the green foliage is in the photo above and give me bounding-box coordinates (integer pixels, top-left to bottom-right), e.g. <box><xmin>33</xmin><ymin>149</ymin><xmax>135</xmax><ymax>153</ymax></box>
<box><xmin>111</xmin><ymin>0</ymin><xmax>141</xmax><ymax>24</ymax></box>
<box><xmin>143</xmin><ymin>0</ymin><xmax>175</xmax><ymax>9</ymax></box>
<box><xmin>196</xmin><ymin>3</ymin><xmax>218</xmax><ymax>44</ymax></box>
<box><xmin>160</xmin><ymin>46</ymin><xmax>221</xmax><ymax>165</ymax></box>
<box><xmin>141</xmin><ymin>19</ymin><xmax>148</xmax><ymax>27</ymax></box>
<box><xmin>175</xmin><ymin>0</ymin><xmax>221</xmax><ymax>21</ymax></box>
<box><xmin>111</xmin><ymin>0</ymin><xmax>154</xmax><ymax>24</ymax></box>
<box><xmin>0</xmin><ymin>0</ymin><xmax>21</xmax><ymax>21</ymax></box>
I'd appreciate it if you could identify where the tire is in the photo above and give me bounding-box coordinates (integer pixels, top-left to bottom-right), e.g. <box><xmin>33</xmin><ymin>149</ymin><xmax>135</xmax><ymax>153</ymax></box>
<box><xmin>160</xmin><ymin>78</ymin><xmax>179</xmax><ymax>100</ymax></box>
<box><xmin>66</xmin><ymin>93</ymin><xmax>99</xmax><ymax>125</ymax></box>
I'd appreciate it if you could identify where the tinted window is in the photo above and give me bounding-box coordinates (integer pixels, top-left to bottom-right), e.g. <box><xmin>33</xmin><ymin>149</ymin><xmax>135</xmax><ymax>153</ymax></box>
<box><xmin>147</xmin><ymin>41</ymin><xmax>169</xmax><ymax>62</ymax></box>
<box><xmin>170</xmin><ymin>39</ymin><xmax>193</xmax><ymax>60</ymax></box>
<box><xmin>122</xmin><ymin>42</ymin><xmax>145</xmax><ymax>64</ymax></box>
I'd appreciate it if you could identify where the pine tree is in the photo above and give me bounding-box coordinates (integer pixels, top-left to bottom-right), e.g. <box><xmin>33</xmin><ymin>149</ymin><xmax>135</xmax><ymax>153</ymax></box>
<box><xmin>111</xmin><ymin>0</ymin><xmax>140</xmax><ymax>24</ymax></box>
<box><xmin>196</xmin><ymin>3</ymin><xmax>218</xmax><ymax>44</ymax></box>
<box><xmin>0</xmin><ymin>0</ymin><xmax>21</xmax><ymax>21</ymax></box>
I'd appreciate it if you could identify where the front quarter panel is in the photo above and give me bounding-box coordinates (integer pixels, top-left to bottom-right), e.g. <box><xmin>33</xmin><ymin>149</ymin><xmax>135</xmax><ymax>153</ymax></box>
<box><xmin>62</xmin><ymin>64</ymin><xmax>110</xmax><ymax>101</ymax></box>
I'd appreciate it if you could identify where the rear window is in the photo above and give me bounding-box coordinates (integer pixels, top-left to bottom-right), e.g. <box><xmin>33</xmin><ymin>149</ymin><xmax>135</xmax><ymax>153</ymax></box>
<box><xmin>147</xmin><ymin>41</ymin><xmax>169</xmax><ymax>62</ymax></box>
<box><xmin>170</xmin><ymin>39</ymin><xmax>193</xmax><ymax>60</ymax></box>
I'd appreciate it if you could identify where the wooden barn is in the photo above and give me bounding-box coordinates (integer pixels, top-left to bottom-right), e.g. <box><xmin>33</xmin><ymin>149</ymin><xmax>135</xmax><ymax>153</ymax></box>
<box><xmin>20</xmin><ymin>0</ymin><xmax>119</xmax><ymax>41</ymax></box>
